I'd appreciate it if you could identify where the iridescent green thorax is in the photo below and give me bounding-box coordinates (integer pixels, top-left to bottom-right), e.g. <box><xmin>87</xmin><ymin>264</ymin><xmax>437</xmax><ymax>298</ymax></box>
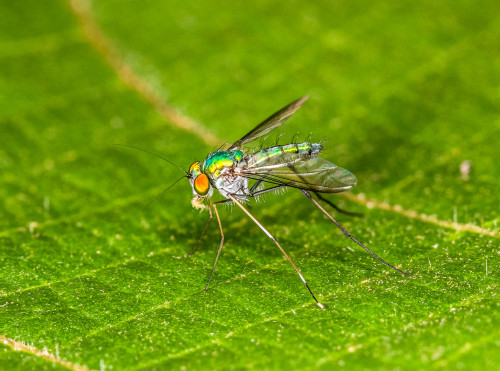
<box><xmin>203</xmin><ymin>150</ymin><xmax>243</xmax><ymax>176</ymax></box>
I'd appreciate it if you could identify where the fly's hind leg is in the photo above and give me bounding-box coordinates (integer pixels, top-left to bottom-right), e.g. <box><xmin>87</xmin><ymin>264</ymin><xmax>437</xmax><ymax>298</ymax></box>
<box><xmin>301</xmin><ymin>190</ymin><xmax>412</xmax><ymax>277</ymax></box>
<box><xmin>226</xmin><ymin>193</ymin><xmax>326</xmax><ymax>310</ymax></box>
<box><xmin>213</xmin><ymin>182</ymin><xmax>286</xmax><ymax>206</ymax></box>
<box><xmin>214</xmin><ymin>185</ymin><xmax>287</xmax><ymax>207</ymax></box>
<box><xmin>250</xmin><ymin>185</ymin><xmax>286</xmax><ymax>197</ymax></box>
<box><xmin>312</xmin><ymin>191</ymin><xmax>363</xmax><ymax>217</ymax></box>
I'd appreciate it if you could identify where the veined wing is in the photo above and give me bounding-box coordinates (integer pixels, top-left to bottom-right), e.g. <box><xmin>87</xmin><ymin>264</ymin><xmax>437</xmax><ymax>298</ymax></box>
<box><xmin>228</xmin><ymin>96</ymin><xmax>309</xmax><ymax>150</ymax></box>
<box><xmin>237</xmin><ymin>155</ymin><xmax>357</xmax><ymax>193</ymax></box>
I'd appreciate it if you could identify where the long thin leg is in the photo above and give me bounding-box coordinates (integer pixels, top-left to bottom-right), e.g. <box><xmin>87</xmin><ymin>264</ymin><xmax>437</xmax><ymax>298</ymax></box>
<box><xmin>204</xmin><ymin>201</ymin><xmax>225</xmax><ymax>292</ymax></box>
<box><xmin>312</xmin><ymin>191</ymin><xmax>363</xmax><ymax>217</ymax></box>
<box><xmin>197</xmin><ymin>209</ymin><xmax>213</xmax><ymax>245</ymax></box>
<box><xmin>227</xmin><ymin>194</ymin><xmax>326</xmax><ymax>310</ymax></box>
<box><xmin>302</xmin><ymin>190</ymin><xmax>412</xmax><ymax>277</ymax></box>
<box><xmin>184</xmin><ymin>209</ymin><xmax>213</xmax><ymax>257</ymax></box>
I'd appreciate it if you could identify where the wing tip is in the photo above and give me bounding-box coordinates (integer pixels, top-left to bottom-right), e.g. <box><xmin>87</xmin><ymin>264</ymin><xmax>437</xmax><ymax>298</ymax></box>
<box><xmin>296</xmin><ymin>95</ymin><xmax>310</xmax><ymax>106</ymax></box>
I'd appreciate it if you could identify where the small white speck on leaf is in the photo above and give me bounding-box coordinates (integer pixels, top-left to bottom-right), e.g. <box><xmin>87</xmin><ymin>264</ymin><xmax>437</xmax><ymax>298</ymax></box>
<box><xmin>460</xmin><ymin>160</ymin><xmax>471</xmax><ymax>180</ymax></box>
<box><xmin>43</xmin><ymin>197</ymin><xmax>50</xmax><ymax>213</ymax></box>
<box><xmin>28</xmin><ymin>221</ymin><xmax>38</xmax><ymax>233</ymax></box>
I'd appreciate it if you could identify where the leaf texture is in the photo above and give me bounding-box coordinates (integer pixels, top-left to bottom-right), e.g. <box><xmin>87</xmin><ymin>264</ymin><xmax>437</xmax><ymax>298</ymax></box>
<box><xmin>0</xmin><ymin>0</ymin><xmax>498</xmax><ymax>370</ymax></box>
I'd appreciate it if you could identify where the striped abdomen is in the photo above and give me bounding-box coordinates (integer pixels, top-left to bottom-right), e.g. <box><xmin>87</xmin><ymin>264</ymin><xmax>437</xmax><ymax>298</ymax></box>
<box><xmin>245</xmin><ymin>142</ymin><xmax>322</xmax><ymax>168</ymax></box>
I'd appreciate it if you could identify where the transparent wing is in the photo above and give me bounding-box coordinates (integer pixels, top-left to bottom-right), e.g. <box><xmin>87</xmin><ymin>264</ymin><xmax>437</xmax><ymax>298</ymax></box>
<box><xmin>238</xmin><ymin>155</ymin><xmax>357</xmax><ymax>193</ymax></box>
<box><xmin>228</xmin><ymin>96</ymin><xmax>309</xmax><ymax>150</ymax></box>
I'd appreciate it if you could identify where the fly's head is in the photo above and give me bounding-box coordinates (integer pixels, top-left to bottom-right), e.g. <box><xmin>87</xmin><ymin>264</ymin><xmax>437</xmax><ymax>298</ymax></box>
<box><xmin>188</xmin><ymin>161</ymin><xmax>213</xmax><ymax>210</ymax></box>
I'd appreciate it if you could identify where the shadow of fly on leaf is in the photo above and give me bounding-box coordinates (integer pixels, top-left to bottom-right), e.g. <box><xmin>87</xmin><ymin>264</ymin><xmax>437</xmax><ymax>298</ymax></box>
<box><xmin>117</xmin><ymin>96</ymin><xmax>412</xmax><ymax>310</ymax></box>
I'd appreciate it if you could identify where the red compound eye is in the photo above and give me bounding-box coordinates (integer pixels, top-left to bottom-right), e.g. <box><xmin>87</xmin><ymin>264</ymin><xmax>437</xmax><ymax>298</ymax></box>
<box><xmin>194</xmin><ymin>173</ymin><xmax>210</xmax><ymax>196</ymax></box>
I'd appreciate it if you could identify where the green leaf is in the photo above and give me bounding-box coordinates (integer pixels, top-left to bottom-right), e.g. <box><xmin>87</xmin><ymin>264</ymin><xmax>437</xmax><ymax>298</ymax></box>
<box><xmin>1</xmin><ymin>0</ymin><xmax>498</xmax><ymax>370</ymax></box>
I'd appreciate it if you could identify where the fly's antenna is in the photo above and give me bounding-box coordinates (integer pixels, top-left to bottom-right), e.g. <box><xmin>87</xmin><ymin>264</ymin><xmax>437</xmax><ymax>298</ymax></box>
<box><xmin>114</xmin><ymin>144</ymin><xmax>188</xmax><ymax>175</ymax></box>
<box><xmin>142</xmin><ymin>174</ymin><xmax>187</xmax><ymax>212</ymax></box>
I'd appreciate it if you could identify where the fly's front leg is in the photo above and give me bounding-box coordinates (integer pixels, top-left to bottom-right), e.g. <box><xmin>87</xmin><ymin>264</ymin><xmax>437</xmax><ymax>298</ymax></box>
<box><xmin>203</xmin><ymin>200</ymin><xmax>225</xmax><ymax>292</ymax></box>
<box><xmin>197</xmin><ymin>205</ymin><xmax>213</xmax><ymax>244</ymax></box>
<box><xmin>185</xmin><ymin>204</ymin><xmax>213</xmax><ymax>257</ymax></box>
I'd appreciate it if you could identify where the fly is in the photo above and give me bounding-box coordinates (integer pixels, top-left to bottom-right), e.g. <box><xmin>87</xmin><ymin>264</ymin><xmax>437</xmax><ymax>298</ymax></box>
<box><xmin>121</xmin><ymin>96</ymin><xmax>412</xmax><ymax>310</ymax></box>
<box><xmin>188</xmin><ymin>96</ymin><xmax>414</xmax><ymax>310</ymax></box>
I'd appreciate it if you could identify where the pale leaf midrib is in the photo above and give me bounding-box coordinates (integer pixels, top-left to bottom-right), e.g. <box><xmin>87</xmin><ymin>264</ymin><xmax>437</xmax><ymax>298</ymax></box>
<box><xmin>65</xmin><ymin>0</ymin><xmax>498</xmax><ymax>239</ymax></box>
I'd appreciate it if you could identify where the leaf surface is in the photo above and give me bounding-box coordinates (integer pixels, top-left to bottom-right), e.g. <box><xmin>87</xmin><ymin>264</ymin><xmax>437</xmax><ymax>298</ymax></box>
<box><xmin>1</xmin><ymin>0</ymin><xmax>498</xmax><ymax>370</ymax></box>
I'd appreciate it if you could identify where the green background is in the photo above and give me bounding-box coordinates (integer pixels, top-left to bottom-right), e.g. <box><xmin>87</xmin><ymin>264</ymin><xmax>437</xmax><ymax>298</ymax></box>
<box><xmin>1</xmin><ymin>0</ymin><xmax>498</xmax><ymax>369</ymax></box>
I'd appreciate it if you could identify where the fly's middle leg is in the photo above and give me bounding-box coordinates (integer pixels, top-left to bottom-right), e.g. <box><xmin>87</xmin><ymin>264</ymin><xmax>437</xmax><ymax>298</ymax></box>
<box><xmin>227</xmin><ymin>193</ymin><xmax>326</xmax><ymax>310</ymax></box>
